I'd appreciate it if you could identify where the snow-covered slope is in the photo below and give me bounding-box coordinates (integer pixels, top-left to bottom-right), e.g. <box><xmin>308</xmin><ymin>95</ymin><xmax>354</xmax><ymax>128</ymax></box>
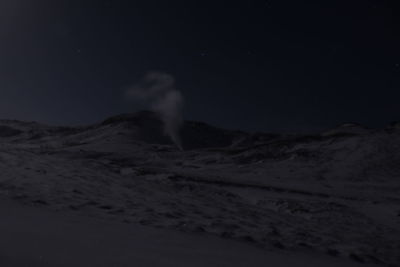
<box><xmin>0</xmin><ymin>112</ymin><xmax>399</xmax><ymax>266</ymax></box>
<box><xmin>1</xmin><ymin>198</ymin><xmax>375</xmax><ymax>267</ymax></box>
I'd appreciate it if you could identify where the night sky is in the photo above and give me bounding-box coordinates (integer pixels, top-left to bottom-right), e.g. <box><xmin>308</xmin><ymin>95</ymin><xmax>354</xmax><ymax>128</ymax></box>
<box><xmin>0</xmin><ymin>0</ymin><xmax>399</xmax><ymax>132</ymax></box>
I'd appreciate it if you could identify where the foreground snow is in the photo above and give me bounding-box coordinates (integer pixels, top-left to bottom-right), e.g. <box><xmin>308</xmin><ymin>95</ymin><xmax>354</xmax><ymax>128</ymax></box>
<box><xmin>0</xmin><ymin>199</ymin><xmax>376</xmax><ymax>267</ymax></box>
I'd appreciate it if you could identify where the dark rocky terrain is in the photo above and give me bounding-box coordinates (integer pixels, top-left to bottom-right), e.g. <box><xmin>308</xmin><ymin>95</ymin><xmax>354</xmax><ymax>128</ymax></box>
<box><xmin>0</xmin><ymin>111</ymin><xmax>399</xmax><ymax>266</ymax></box>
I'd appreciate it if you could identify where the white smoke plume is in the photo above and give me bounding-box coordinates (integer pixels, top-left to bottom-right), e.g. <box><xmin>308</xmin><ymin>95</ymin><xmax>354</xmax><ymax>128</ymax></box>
<box><xmin>126</xmin><ymin>72</ymin><xmax>184</xmax><ymax>150</ymax></box>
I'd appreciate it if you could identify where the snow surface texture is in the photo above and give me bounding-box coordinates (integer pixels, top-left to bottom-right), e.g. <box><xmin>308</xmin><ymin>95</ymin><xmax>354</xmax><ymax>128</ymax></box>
<box><xmin>0</xmin><ymin>111</ymin><xmax>399</xmax><ymax>266</ymax></box>
<box><xmin>0</xmin><ymin>198</ymin><xmax>372</xmax><ymax>267</ymax></box>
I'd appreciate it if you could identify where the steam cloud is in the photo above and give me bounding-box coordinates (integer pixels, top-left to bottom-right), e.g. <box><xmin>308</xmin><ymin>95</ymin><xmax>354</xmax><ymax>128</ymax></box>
<box><xmin>126</xmin><ymin>72</ymin><xmax>184</xmax><ymax>150</ymax></box>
